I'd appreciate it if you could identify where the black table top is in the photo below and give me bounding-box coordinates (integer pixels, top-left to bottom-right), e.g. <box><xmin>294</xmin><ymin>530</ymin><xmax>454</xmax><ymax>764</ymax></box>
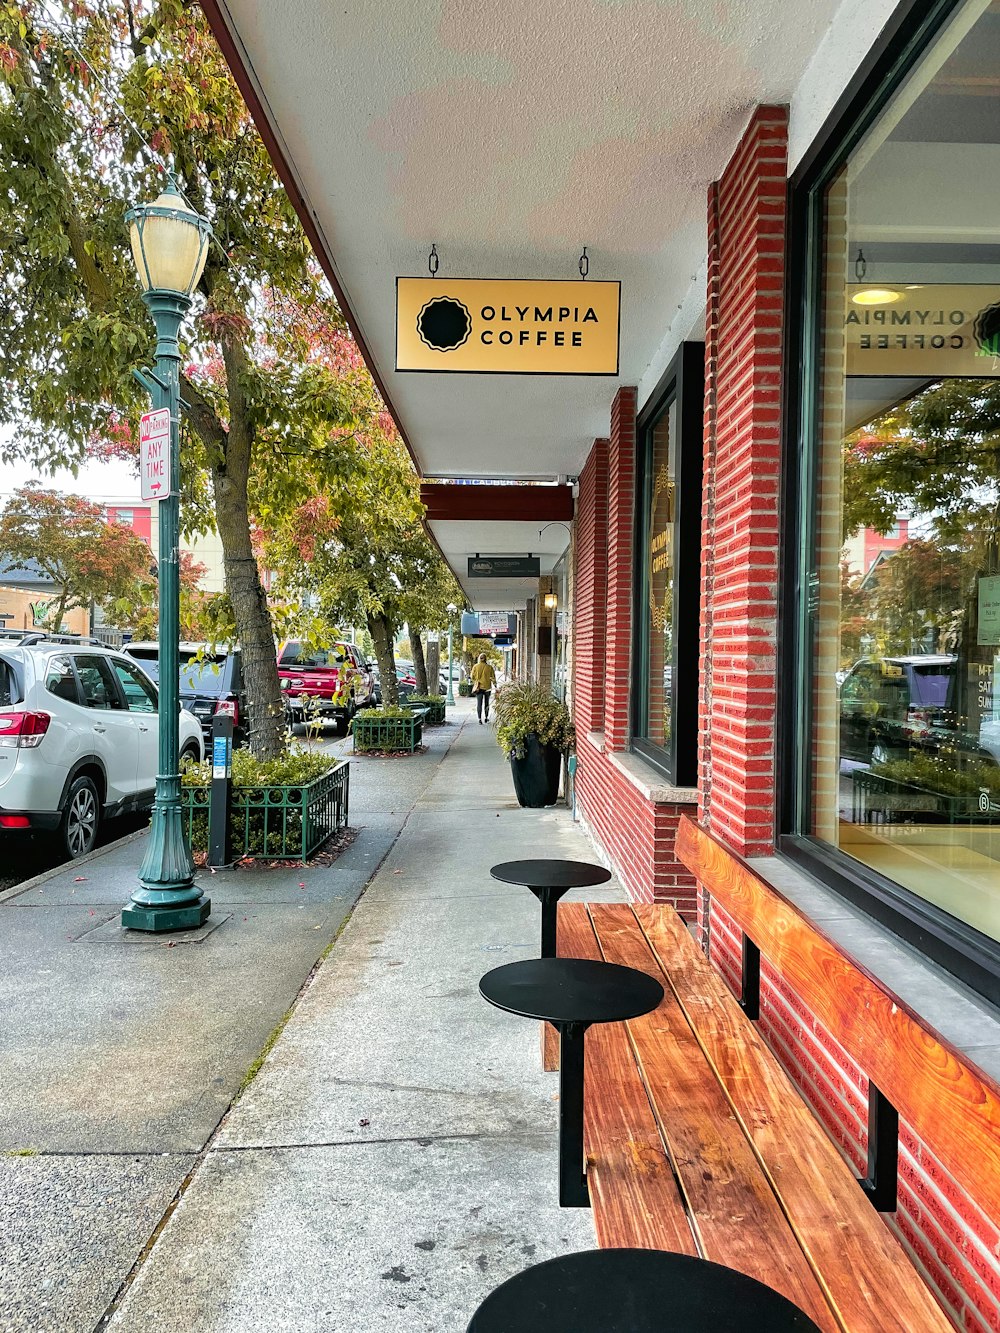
<box><xmin>479</xmin><ymin>958</ymin><xmax>663</xmax><ymax>1026</ymax></box>
<box><xmin>490</xmin><ymin>859</ymin><xmax>612</xmax><ymax>890</ymax></box>
<box><xmin>467</xmin><ymin>1248</ymin><xmax>823</xmax><ymax>1332</ymax></box>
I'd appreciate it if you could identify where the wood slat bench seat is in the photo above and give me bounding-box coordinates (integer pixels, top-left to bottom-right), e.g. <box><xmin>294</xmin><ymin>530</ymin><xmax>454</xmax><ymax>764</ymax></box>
<box><xmin>557</xmin><ymin>901</ymin><xmax>953</xmax><ymax>1333</ymax></box>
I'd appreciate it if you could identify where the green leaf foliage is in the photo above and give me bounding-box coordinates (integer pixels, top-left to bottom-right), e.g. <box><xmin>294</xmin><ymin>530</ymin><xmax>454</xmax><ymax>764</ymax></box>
<box><xmin>493</xmin><ymin>681</ymin><xmax>575</xmax><ymax>760</ymax></box>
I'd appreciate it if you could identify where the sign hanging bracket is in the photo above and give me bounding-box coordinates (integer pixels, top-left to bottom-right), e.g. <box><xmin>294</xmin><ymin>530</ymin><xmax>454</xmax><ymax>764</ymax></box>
<box><xmin>133</xmin><ymin>367</ymin><xmax>168</xmax><ymax>395</ymax></box>
<box><xmin>579</xmin><ymin>247</ymin><xmax>589</xmax><ymax>280</ymax></box>
<box><xmin>428</xmin><ymin>243</ymin><xmax>439</xmax><ymax>278</ymax></box>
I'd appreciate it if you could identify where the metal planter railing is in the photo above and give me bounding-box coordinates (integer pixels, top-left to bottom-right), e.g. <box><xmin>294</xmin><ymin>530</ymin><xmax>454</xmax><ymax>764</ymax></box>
<box><xmin>353</xmin><ymin>710</ymin><xmax>425</xmax><ymax>753</ymax></box>
<box><xmin>183</xmin><ymin>760</ymin><xmax>350</xmax><ymax>861</ymax></box>
<box><xmin>402</xmin><ymin>696</ymin><xmax>447</xmax><ymax>723</ymax></box>
<box><xmin>851</xmin><ymin>769</ymin><xmax>1000</xmax><ymax>825</ymax></box>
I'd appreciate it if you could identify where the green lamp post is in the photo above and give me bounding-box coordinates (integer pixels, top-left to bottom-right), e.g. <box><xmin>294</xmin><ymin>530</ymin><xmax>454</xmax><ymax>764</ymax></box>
<box><xmin>121</xmin><ymin>182</ymin><xmax>212</xmax><ymax>933</ymax></box>
<box><xmin>445</xmin><ymin>603</ymin><xmax>457</xmax><ymax>706</ymax></box>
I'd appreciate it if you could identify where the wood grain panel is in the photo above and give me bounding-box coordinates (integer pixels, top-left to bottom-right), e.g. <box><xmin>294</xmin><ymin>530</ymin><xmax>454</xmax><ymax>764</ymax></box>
<box><xmin>675</xmin><ymin>816</ymin><xmax>1000</xmax><ymax>1225</ymax></box>
<box><xmin>559</xmin><ymin>906</ymin><xmax>695</xmax><ymax>1256</ymax></box>
<box><xmin>635</xmin><ymin>903</ymin><xmax>954</xmax><ymax>1333</ymax></box>
<box><xmin>590</xmin><ymin>903</ymin><xmax>838</xmax><ymax>1332</ymax></box>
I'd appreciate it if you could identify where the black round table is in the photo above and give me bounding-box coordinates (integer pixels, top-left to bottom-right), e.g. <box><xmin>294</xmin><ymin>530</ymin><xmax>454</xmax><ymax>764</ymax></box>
<box><xmin>466</xmin><ymin>1248</ymin><xmax>824</xmax><ymax>1331</ymax></box>
<box><xmin>490</xmin><ymin>859</ymin><xmax>612</xmax><ymax>958</ymax></box>
<box><xmin>480</xmin><ymin>958</ymin><xmax>663</xmax><ymax>1207</ymax></box>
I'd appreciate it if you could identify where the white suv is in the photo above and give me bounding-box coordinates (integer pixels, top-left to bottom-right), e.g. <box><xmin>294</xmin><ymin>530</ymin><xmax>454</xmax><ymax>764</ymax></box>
<box><xmin>0</xmin><ymin>636</ymin><xmax>204</xmax><ymax>859</ymax></box>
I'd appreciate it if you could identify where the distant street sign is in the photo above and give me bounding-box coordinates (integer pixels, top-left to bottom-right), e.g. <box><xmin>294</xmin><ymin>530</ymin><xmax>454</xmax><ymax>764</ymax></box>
<box><xmin>468</xmin><ymin>556</ymin><xmax>540</xmax><ymax>579</ymax></box>
<box><xmin>139</xmin><ymin>408</ymin><xmax>171</xmax><ymax>501</ymax></box>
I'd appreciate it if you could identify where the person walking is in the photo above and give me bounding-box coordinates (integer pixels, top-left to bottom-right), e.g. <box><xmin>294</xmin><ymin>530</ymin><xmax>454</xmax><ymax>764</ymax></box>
<box><xmin>470</xmin><ymin>653</ymin><xmax>497</xmax><ymax>723</ymax></box>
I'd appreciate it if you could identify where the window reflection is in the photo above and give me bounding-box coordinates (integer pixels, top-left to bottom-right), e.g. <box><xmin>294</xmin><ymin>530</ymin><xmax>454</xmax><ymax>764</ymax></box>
<box><xmin>812</xmin><ymin>0</ymin><xmax>1000</xmax><ymax>943</ymax></box>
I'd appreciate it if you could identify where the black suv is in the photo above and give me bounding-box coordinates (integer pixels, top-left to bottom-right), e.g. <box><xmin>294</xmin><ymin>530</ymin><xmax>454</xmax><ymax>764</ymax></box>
<box><xmin>124</xmin><ymin>642</ymin><xmax>248</xmax><ymax>749</ymax></box>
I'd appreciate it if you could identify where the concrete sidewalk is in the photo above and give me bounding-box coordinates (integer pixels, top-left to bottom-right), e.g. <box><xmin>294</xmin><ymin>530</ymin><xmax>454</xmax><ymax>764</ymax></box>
<box><xmin>0</xmin><ymin>715</ymin><xmax>466</xmax><ymax>1333</ymax></box>
<box><xmin>99</xmin><ymin>705</ymin><xmax>624</xmax><ymax>1331</ymax></box>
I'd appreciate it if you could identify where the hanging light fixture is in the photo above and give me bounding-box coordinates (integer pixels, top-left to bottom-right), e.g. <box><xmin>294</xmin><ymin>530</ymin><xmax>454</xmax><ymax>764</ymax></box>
<box><xmin>851</xmin><ymin>247</ymin><xmax>902</xmax><ymax>306</ymax></box>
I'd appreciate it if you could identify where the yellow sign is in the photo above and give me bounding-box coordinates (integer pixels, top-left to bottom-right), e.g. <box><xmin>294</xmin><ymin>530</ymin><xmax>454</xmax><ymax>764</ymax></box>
<box><xmin>396</xmin><ymin>278</ymin><xmax>620</xmax><ymax>375</ymax></box>
<box><xmin>846</xmin><ymin>285</ymin><xmax>1000</xmax><ymax>378</ymax></box>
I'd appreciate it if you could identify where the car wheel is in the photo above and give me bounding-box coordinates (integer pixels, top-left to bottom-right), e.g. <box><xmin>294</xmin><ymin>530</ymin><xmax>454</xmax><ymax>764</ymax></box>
<box><xmin>60</xmin><ymin>776</ymin><xmax>100</xmax><ymax>859</ymax></box>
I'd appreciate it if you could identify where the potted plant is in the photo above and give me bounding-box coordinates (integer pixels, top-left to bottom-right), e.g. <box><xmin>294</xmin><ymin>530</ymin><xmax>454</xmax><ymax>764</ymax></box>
<box><xmin>494</xmin><ymin>681</ymin><xmax>575</xmax><ymax>807</ymax></box>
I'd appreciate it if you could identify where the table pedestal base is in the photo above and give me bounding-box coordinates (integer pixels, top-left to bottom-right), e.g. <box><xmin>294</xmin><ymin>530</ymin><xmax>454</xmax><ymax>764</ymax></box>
<box><xmin>559</xmin><ymin>1022</ymin><xmax>589</xmax><ymax>1208</ymax></box>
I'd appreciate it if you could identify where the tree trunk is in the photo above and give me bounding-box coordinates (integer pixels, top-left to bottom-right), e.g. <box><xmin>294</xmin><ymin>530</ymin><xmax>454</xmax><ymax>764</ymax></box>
<box><xmin>213</xmin><ymin>467</ymin><xmax>286</xmax><ymax>759</ymax></box>
<box><xmin>426</xmin><ymin>637</ymin><xmax>441</xmax><ymax>694</ymax></box>
<box><xmin>409</xmin><ymin>629</ymin><xmax>428</xmax><ymax>694</ymax></box>
<box><xmin>368</xmin><ymin>612</ymin><xmax>399</xmax><ymax>706</ymax></box>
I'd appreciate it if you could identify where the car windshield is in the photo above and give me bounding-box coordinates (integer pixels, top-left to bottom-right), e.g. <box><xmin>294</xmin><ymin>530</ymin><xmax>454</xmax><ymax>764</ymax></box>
<box><xmin>280</xmin><ymin>644</ymin><xmax>347</xmax><ymax>668</ymax></box>
<box><xmin>179</xmin><ymin>657</ymin><xmax>228</xmax><ymax>691</ymax></box>
<box><xmin>126</xmin><ymin>647</ymin><xmax>159</xmax><ymax>680</ymax></box>
<box><xmin>909</xmin><ymin>664</ymin><xmax>955</xmax><ymax>708</ymax></box>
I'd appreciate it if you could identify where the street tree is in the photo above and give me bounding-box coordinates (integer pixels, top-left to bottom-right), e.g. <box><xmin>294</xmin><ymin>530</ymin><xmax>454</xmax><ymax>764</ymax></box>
<box><xmin>0</xmin><ymin>484</ymin><xmax>153</xmax><ymax>627</ymax></box>
<box><xmin>0</xmin><ymin>1</ymin><xmax>362</xmax><ymax>758</ymax></box>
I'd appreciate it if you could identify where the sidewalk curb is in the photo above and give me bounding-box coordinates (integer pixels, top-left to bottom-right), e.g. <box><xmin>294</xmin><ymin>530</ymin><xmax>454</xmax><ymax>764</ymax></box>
<box><xmin>0</xmin><ymin>827</ymin><xmax>149</xmax><ymax>907</ymax></box>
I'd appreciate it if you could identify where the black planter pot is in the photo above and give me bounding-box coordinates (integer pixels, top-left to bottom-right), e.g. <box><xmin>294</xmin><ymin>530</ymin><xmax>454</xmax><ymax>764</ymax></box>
<box><xmin>510</xmin><ymin>734</ymin><xmax>562</xmax><ymax>808</ymax></box>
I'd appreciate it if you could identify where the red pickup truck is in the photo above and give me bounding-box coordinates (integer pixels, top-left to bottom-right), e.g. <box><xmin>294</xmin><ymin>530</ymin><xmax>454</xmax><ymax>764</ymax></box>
<box><xmin>277</xmin><ymin>640</ymin><xmax>376</xmax><ymax>735</ymax></box>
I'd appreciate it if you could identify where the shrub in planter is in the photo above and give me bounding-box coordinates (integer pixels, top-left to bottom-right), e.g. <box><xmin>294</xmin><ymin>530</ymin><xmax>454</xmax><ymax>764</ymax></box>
<box><xmin>181</xmin><ymin>748</ymin><xmax>347</xmax><ymax>860</ymax></box>
<box><xmin>459</xmin><ymin>680</ymin><xmax>472</xmax><ymax>697</ymax></box>
<box><xmin>352</xmin><ymin>705</ymin><xmax>424</xmax><ymax>753</ymax></box>
<box><xmin>494</xmin><ymin>682</ymin><xmax>575</xmax><ymax>808</ymax></box>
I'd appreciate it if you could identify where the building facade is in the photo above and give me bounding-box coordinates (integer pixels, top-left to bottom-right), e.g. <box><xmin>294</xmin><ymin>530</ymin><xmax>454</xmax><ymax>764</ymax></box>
<box><xmin>202</xmin><ymin>0</ymin><xmax>1000</xmax><ymax>1326</ymax></box>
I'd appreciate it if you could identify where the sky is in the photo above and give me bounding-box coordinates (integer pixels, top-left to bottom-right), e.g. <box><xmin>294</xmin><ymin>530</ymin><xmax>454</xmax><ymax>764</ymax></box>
<box><xmin>0</xmin><ymin>425</ymin><xmax>141</xmax><ymax>505</ymax></box>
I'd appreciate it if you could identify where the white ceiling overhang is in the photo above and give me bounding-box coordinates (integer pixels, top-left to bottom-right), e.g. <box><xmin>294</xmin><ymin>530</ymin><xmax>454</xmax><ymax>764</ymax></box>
<box><xmin>203</xmin><ymin>0</ymin><xmax>844</xmax><ymax>589</ymax></box>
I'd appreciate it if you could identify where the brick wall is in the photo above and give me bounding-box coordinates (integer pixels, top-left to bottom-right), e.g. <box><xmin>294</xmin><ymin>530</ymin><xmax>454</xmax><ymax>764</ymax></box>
<box><xmin>573</xmin><ymin>438</ymin><xmax>609</xmax><ymax>735</ymax></box>
<box><xmin>699</xmin><ymin>106</ymin><xmax>788</xmax><ymax>858</ymax></box>
<box><xmin>707</xmin><ymin>898</ymin><xmax>1000</xmax><ymax>1332</ymax></box>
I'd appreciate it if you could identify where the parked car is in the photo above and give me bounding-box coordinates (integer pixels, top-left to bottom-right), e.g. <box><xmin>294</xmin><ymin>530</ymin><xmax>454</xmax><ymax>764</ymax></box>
<box><xmin>839</xmin><ymin>654</ymin><xmax>998</xmax><ymax>766</ymax></box>
<box><xmin>0</xmin><ymin>635</ymin><xmax>203</xmax><ymax>858</ymax></box>
<box><xmin>124</xmin><ymin>642</ymin><xmax>248</xmax><ymax>749</ymax></box>
<box><xmin>277</xmin><ymin>640</ymin><xmax>375</xmax><ymax>734</ymax></box>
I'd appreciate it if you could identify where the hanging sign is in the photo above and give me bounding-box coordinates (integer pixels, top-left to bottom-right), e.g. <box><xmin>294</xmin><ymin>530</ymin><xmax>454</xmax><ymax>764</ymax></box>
<box><xmin>468</xmin><ymin>556</ymin><xmax>540</xmax><ymax>578</ymax></box>
<box><xmin>396</xmin><ymin>278</ymin><xmax>620</xmax><ymax>375</ymax></box>
<box><xmin>845</xmin><ymin>285</ymin><xmax>1000</xmax><ymax>378</ymax></box>
<box><xmin>139</xmin><ymin>408</ymin><xmax>172</xmax><ymax>501</ymax></box>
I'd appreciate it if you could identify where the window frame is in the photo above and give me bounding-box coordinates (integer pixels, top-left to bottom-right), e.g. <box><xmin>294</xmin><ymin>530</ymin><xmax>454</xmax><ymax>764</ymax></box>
<box><xmin>780</xmin><ymin>0</ymin><xmax>1000</xmax><ymax>1005</ymax></box>
<box><xmin>631</xmin><ymin>341</ymin><xmax>704</xmax><ymax>786</ymax></box>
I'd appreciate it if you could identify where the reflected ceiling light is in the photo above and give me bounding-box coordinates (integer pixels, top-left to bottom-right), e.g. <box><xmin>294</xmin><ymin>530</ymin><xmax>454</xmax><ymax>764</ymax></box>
<box><xmin>851</xmin><ymin>246</ymin><xmax>902</xmax><ymax>305</ymax></box>
<box><xmin>852</xmin><ymin>287</ymin><xmax>903</xmax><ymax>306</ymax></box>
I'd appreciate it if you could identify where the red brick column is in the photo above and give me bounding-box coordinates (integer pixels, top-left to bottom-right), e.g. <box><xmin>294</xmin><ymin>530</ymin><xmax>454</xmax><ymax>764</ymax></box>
<box><xmin>699</xmin><ymin>106</ymin><xmax>787</xmax><ymax>857</ymax></box>
<box><xmin>604</xmin><ymin>387</ymin><xmax>637</xmax><ymax>750</ymax></box>
<box><xmin>572</xmin><ymin>438</ymin><xmax>609</xmax><ymax>735</ymax></box>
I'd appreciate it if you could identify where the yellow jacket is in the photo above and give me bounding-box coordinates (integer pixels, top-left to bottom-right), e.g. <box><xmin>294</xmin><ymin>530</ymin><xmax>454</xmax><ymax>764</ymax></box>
<box><xmin>471</xmin><ymin>661</ymin><xmax>497</xmax><ymax>692</ymax></box>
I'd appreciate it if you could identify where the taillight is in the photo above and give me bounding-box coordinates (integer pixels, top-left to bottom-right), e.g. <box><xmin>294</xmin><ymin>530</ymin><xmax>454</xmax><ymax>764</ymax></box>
<box><xmin>0</xmin><ymin>814</ymin><xmax>30</xmax><ymax>828</ymax></box>
<box><xmin>0</xmin><ymin>711</ymin><xmax>51</xmax><ymax>749</ymax></box>
<box><xmin>214</xmin><ymin>698</ymin><xmax>239</xmax><ymax>725</ymax></box>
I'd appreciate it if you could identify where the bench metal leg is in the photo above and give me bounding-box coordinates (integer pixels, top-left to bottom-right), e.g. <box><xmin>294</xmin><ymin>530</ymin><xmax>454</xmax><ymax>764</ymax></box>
<box><xmin>739</xmin><ymin>933</ymin><xmax>760</xmax><ymax>1020</ymax></box>
<box><xmin>860</xmin><ymin>1080</ymin><xmax>898</xmax><ymax>1212</ymax></box>
<box><xmin>558</xmin><ymin>1022</ymin><xmax>589</xmax><ymax>1208</ymax></box>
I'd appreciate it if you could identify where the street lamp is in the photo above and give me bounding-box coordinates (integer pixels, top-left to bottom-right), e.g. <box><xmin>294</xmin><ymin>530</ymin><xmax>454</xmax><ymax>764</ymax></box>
<box><xmin>121</xmin><ymin>182</ymin><xmax>212</xmax><ymax>933</ymax></box>
<box><xmin>446</xmin><ymin>604</ymin><xmax>457</xmax><ymax>706</ymax></box>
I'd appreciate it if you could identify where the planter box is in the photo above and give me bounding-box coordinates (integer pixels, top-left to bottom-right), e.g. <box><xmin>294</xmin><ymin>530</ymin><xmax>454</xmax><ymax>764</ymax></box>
<box><xmin>353</xmin><ymin>710</ymin><xmax>424</xmax><ymax>753</ymax></box>
<box><xmin>403</xmin><ymin>696</ymin><xmax>447</xmax><ymax>724</ymax></box>
<box><xmin>183</xmin><ymin>760</ymin><xmax>350</xmax><ymax>861</ymax></box>
<box><xmin>852</xmin><ymin>769</ymin><xmax>1000</xmax><ymax>825</ymax></box>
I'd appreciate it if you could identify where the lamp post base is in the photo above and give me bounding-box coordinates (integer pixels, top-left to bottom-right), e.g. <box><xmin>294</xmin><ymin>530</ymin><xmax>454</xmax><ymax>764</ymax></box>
<box><xmin>121</xmin><ymin>898</ymin><xmax>211</xmax><ymax>932</ymax></box>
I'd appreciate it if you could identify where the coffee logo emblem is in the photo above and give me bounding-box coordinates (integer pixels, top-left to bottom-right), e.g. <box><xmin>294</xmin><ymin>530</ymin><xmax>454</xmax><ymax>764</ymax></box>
<box><xmin>974</xmin><ymin>301</ymin><xmax>1000</xmax><ymax>357</ymax></box>
<box><xmin>417</xmin><ymin>296</ymin><xmax>472</xmax><ymax>352</ymax></box>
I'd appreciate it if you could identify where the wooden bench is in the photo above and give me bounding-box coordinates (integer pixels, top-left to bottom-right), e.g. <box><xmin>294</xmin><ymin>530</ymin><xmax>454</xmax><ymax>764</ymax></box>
<box><xmin>554</xmin><ymin>901</ymin><xmax>953</xmax><ymax>1333</ymax></box>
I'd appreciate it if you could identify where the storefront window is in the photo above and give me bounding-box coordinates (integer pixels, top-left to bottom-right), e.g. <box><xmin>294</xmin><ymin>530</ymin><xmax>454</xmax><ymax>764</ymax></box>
<box><xmin>802</xmin><ymin>0</ymin><xmax>1000</xmax><ymax>950</ymax></box>
<box><xmin>633</xmin><ymin>343</ymin><xmax>703</xmax><ymax>785</ymax></box>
